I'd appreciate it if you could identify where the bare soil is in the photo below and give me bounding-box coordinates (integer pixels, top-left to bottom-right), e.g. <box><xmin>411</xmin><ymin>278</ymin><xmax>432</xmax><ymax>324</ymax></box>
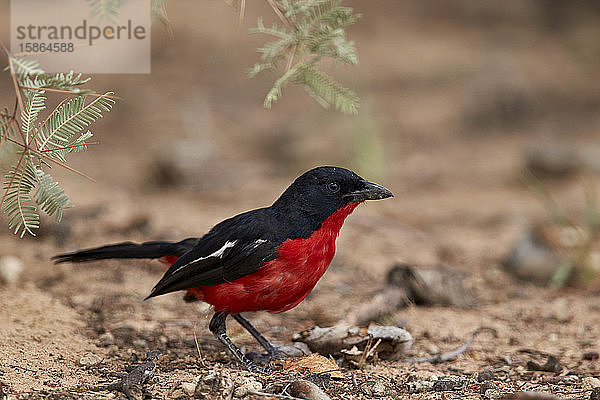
<box><xmin>1</xmin><ymin>1</ymin><xmax>600</xmax><ymax>399</ymax></box>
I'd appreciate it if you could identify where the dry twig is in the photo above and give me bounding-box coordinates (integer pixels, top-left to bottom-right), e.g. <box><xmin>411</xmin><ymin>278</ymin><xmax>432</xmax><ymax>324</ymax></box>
<box><xmin>406</xmin><ymin>327</ymin><xmax>498</xmax><ymax>364</ymax></box>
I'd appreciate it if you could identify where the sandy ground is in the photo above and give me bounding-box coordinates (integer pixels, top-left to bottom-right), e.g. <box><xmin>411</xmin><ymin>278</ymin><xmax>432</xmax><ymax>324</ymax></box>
<box><xmin>1</xmin><ymin>1</ymin><xmax>600</xmax><ymax>399</ymax></box>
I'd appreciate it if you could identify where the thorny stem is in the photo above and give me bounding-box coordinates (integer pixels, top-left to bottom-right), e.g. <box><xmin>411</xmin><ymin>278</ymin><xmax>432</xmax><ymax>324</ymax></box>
<box><xmin>19</xmin><ymin>85</ymin><xmax>121</xmax><ymax>100</ymax></box>
<box><xmin>238</xmin><ymin>0</ymin><xmax>246</xmax><ymax>26</ymax></box>
<box><xmin>286</xmin><ymin>44</ymin><xmax>297</xmax><ymax>72</ymax></box>
<box><xmin>365</xmin><ymin>338</ymin><xmax>382</xmax><ymax>361</ymax></box>
<box><xmin>39</xmin><ymin>142</ymin><xmax>98</xmax><ymax>153</ymax></box>
<box><xmin>4</xmin><ymin>137</ymin><xmax>96</xmax><ymax>182</ymax></box>
<box><xmin>30</xmin><ymin>97</ymin><xmax>68</xmax><ymax>146</ymax></box>
<box><xmin>358</xmin><ymin>334</ymin><xmax>373</xmax><ymax>365</ymax></box>
<box><xmin>266</xmin><ymin>0</ymin><xmax>292</xmax><ymax>26</ymax></box>
<box><xmin>35</xmin><ymin>150</ymin><xmax>96</xmax><ymax>182</ymax></box>
<box><xmin>0</xmin><ymin>100</ymin><xmax>18</xmax><ymax>149</ymax></box>
<box><xmin>406</xmin><ymin>327</ymin><xmax>498</xmax><ymax>364</ymax></box>
<box><xmin>193</xmin><ymin>320</ymin><xmax>206</xmax><ymax>367</ymax></box>
<box><xmin>0</xmin><ymin>150</ymin><xmax>26</xmax><ymax>209</ymax></box>
<box><xmin>1</xmin><ymin>40</ymin><xmax>28</xmax><ymax>145</ymax></box>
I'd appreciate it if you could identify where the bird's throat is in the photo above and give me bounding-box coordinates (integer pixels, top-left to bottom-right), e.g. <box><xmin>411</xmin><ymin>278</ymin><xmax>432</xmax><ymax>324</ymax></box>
<box><xmin>316</xmin><ymin>201</ymin><xmax>362</xmax><ymax>235</ymax></box>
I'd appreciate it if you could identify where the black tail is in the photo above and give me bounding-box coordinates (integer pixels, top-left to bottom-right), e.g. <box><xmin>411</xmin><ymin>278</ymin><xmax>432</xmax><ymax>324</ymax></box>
<box><xmin>53</xmin><ymin>238</ymin><xmax>198</xmax><ymax>264</ymax></box>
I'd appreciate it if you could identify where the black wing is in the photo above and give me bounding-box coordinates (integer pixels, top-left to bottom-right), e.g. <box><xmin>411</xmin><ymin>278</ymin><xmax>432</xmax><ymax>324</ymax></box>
<box><xmin>146</xmin><ymin>210</ymin><xmax>282</xmax><ymax>299</ymax></box>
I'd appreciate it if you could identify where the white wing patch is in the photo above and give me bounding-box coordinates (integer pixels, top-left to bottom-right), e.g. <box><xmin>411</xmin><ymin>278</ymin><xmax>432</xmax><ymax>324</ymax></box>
<box><xmin>201</xmin><ymin>240</ymin><xmax>238</xmax><ymax>260</ymax></box>
<box><xmin>252</xmin><ymin>239</ymin><xmax>267</xmax><ymax>248</ymax></box>
<box><xmin>171</xmin><ymin>240</ymin><xmax>238</xmax><ymax>274</ymax></box>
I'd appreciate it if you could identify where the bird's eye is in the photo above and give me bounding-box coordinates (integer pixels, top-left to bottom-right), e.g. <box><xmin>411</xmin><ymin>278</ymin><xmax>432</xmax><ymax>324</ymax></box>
<box><xmin>327</xmin><ymin>182</ymin><xmax>340</xmax><ymax>193</ymax></box>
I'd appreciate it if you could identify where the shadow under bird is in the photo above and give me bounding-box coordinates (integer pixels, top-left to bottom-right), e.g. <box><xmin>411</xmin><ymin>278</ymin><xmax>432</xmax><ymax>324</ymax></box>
<box><xmin>54</xmin><ymin>166</ymin><xmax>393</xmax><ymax>373</ymax></box>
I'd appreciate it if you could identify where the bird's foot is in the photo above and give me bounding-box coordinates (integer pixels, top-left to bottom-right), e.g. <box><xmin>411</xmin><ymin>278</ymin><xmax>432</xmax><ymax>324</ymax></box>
<box><xmin>245</xmin><ymin>347</ymin><xmax>285</xmax><ymax>364</ymax></box>
<box><xmin>268</xmin><ymin>347</ymin><xmax>284</xmax><ymax>359</ymax></box>
<box><xmin>247</xmin><ymin>361</ymin><xmax>283</xmax><ymax>375</ymax></box>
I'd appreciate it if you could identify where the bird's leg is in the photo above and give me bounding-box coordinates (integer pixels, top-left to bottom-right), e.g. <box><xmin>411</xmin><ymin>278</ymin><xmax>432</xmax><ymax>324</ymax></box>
<box><xmin>209</xmin><ymin>311</ymin><xmax>272</xmax><ymax>374</ymax></box>
<box><xmin>233</xmin><ymin>313</ymin><xmax>283</xmax><ymax>359</ymax></box>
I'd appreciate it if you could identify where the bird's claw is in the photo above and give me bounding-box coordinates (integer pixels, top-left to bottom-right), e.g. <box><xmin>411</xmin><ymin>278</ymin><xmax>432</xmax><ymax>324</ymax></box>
<box><xmin>248</xmin><ymin>362</ymin><xmax>282</xmax><ymax>375</ymax></box>
<box><xmin>267</xmin><ymin>362</ymin><xmax>283</xmax><ymax>370</ymax></box>
<box><xmin>268</xmin><ymin>348</ymin><xmax>285</xmax><ymax>360</ymax></box>
<box><xmin>245</xmin><ymin>348</ymin><xmax>285</xmax><ymax>364</ymax></box>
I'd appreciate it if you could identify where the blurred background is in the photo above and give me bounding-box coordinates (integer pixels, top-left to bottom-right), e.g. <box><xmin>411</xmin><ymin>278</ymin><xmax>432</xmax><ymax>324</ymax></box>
<box><xmin>1</xmin><ymin>0</ymin><xmax>600</xmax><ymax>394</ymax></box>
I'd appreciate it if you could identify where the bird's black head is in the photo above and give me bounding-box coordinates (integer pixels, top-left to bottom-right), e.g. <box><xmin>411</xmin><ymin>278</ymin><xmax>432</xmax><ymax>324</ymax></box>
<box><xmin>272</xmin><ymin>166</ymin><xmax>393</xmax><ymax>223</ymax></box>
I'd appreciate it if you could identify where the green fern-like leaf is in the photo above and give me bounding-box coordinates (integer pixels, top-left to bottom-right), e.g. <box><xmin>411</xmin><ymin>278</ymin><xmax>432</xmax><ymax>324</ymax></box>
<box><xmin>34</xmin><ymin>169</ymin><xmax>70</xmax><ymax>222</ymax></box>
<box><xmin>264</xmin><ymin>64</ymin><xmax>302</xmax><ymax>109</ymax></box>
<box><xmin>87</xmin><ymin>0</ymin><xmax>129</xmax><ymax>22</ymax></box>
<box><xmin>293</xmin><ymin>64</ymin><xmax>358</xmax><ymax>114</ymax></box>
<box><xmin>36</xmin><ymin>93</ymin><xmax>115</xmax><ymax>158</ymax></box>
<box><xmin>247</xmin><ymin>63</ymin><xmax>276</xmax><ymax>78</ymax></box>
<box><xmin>48</xmin><ymin>131</ymin><xmax>94</xmax><ymax>163</ymax></box>
<box><xmin>248</xmin><ymin>0</ymin><xmax>360</xmax><ymax>113</ymax></box>
<box><xmin>152</xmin><ymin>0</ymin><xmax>172</xmax><ymax>29</ymax></box>
<box><xmin>286</xmin><ymin>0</ymin><xmax>333</xmax><ymax>18</ymax></box>
<box><xmin>8</xmin><ymin>57</ymin><xmax>44</xmax><ymax>78</ymax></box>
<box><xmin>3</xmin><ymin>53</ymin><xmax>116</xmax><ymax>237</ymax></box>
<box><xmin>21</xmin><ymin>89</ymin><xmax>46</xmax><ymax>143</ymax></box>
<box><xmin>0</xmin><ymin>110</ymin><xmax>21</xmax><ymax>172</ymax></box>
<box><xmin>2</xmin><ymin>157</ymin><xmax>39</xmax><ymax>237</ymax></box>
<box><xmin>0</xmin><ymin>108</ymin><xmax>16</xmax><ymax>142</ymax></box>
<box><xmin>25</xmin><ymin>72</ymin><xmax>92</xmax><ymax>94</ymax></box>
<box><xmin>250</xmin><ymin>18</ymin><xmax>290</xmax><ymax>40</ymax></box>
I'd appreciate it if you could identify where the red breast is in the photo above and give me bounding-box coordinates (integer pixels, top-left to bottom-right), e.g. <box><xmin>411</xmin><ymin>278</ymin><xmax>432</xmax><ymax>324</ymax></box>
<box><xmin>178</xmin><ymin>201</ymin><xmax>361</xmax><ymax>313</ymax></box>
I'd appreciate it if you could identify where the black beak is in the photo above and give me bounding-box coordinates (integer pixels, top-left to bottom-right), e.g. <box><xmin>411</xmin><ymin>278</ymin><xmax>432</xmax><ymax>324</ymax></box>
<box><xmin>343</xmin><ymin>180</ymin><xmax>394</xmax><ymax>202</ymax></box>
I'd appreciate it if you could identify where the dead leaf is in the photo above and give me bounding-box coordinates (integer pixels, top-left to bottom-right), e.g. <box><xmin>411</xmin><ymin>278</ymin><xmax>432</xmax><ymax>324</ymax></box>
<box><xmin>283</xmin><ymin>354</ymin><xmax>344</xmax><ymax>379</ymax></box>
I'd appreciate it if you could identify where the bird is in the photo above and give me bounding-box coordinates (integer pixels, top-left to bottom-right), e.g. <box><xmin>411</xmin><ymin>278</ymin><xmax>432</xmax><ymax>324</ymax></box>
<box><xmin>54</xmin><ymin>166</ymin><xmax>393</xmax><ymax>373</ymax></box>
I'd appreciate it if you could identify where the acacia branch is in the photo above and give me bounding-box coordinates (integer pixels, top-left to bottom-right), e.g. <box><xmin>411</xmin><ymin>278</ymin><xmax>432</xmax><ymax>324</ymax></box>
<box><xmin>0</xmin><ymin>150</ymin><xmax>26</xmax><ymax>207</ymax></box>
<box><xmin>265</xmin><ymin>0</ymin><xmax>291</xmax><ymax>26</ymax></box>
<box><xmin>30</xmin><ymin>97</ymin><xmax>69</xmax><ymax>147</ymax></box>
<box><xmin>0</xmin><ymin>40</ymin><xmax>28</xmax><ymax>145</ymax></box>
<box><xmin>4</xmin><ymin>137</ymin><xmax>96</xmax><ymax>182</ymax></box>
<box><xmin>0</xmin><ymin>100</ymin><xmax>19</xmax><ymax>148</ymax></box>
<box><xmin>19</xmin><ymin>85</ymin><xmax>121</xmax><ymax>100</ymax></box>
<box><xmin>40</xmin><ymin>142</ymin><xmax>98</xmax><ymax>152</ymax></box>
<box><xmin>238</xmin><ymin>0</ymin><xmax>246</xmax><ymax>26</ymax></box>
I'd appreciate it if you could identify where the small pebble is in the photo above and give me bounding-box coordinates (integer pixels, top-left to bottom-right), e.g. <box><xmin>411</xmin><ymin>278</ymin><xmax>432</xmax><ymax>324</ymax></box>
<box><xmin>289</xmin><ymin>380</ymin><xmax>332</xmax><ymax>400</ymax></box>
<box><xmin>79</xmin><ymin>353</ymin><xmax>103</xmax><ymax>367</ymax></box>
<box><xmin>107</xmin><ymin>345</ymin><xmax>119</xmax><ymax>356</ymax></box>
<box><xmin>551</xmin><ymin>298</ymin><xmax>572</xmax><ymax>323</ymax></box>
<box><xmin>372</xmin><ymin>380</ymin><xmax>386</xmax><ymax>396</ymax></box>
<box><xmin>433</xmin><ymin>377</ymin><xmax>466</xmax><ymax>392</ymax></box>
<box><xmin>583</xmin><ymin>377</ymin><xmax>600</xmax><ymax>389</ymax></box>
<box><xmin>590</xmin><ymin>387</ymin><xmax>600</xmax><ymax>400</ymax></box>
<box><xmin>407</xmin><ymin>380</ymin><xmax>435</xmax><ymax>393</ymax></box>
<box><xmin>484</xmin><ymin>389</ymin><xmax>502</xmax><ymax>399</ymax></box>
<box><xmin>583</xmin><ymin>351</ymin><xmax>599</xmax><ymax>361</ymax></box>
<box><xmin>194</xmin><ymin>369</ymin><xmax>234</xmax><ymax>399</ymax></box>
<box><xmin>99</xmin><ymin>332</ymin><xmax>115</xmax><ymax>346</ymax></box>
<box><xmin>360</xmin><ymin>380</ymin><xmax>386</xmax><ymax>397</ymax></box>
<box><xmin>181</xmin><ymin>382</ymin><xmax>196</xmax><ymax>397</ymax></box>
<box><xmin>0</xmin><ymin>256</ymin><xmax>23</xmax><ymax>285</ymax></box>
<box><xmin>233</xmin><ymin>377</ymin><xmax>262</xmax><ymax>397</ymax></box>
<box><xmin>480</xmin><ymin>381</ymin><xmax>499</xmax><ymax>395</ymax></box>
<box><xmin>503</xmin><ymin>392</ymin><xmax>561</xmax><ymax>400</ymax></box>
<box><xmin>477</xmin><ymin>368</ymin><xmax>495</xmax><ymax>382</ymax></box>
<box><xmin>276</xmin><ymin>342</ymin><xmax>312</xmax><ymax>357</ymax></box>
